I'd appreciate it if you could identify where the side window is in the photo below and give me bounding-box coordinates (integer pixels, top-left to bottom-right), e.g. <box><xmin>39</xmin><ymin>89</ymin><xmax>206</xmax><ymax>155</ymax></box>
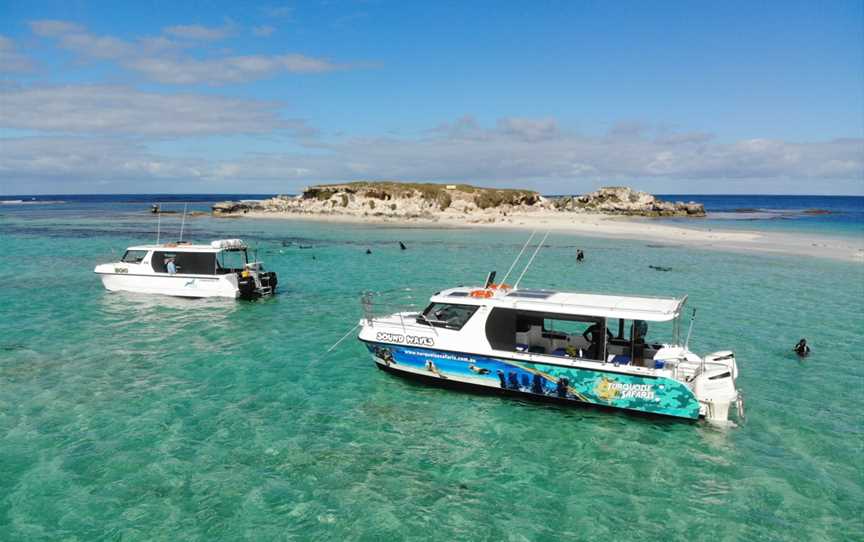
<box><xmin>543</xmin><ymin>319</ymin><xmax>591</xmax><ymax>337</ymax></box>
<box><xmin>419</xmin><ymin>303</ymin><xmax>478</xmax><ymax>330</ymax></box>
<box><xmin>175</xmin><ymin>252</ymin><xmax>217</xmax><ymax>275</ymax></box>
<box><xmin>152</xmin><ymin>251</ymin><xmax>175</xmax><ymax>273</ymax></box>
<box><xmin>121</xmin><ymin>250</ymin><xmax>148</xmax><ymax>263</ymax></box>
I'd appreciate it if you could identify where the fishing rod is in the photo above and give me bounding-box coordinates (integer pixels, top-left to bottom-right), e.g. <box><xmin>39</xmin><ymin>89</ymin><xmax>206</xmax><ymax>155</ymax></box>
<box><xmin>498</xmin><ymin>230</ymin><xmax>536</xmax><ymax>286</ymax></box>
<box><xmin>178</xmin><ymin>202</ymin><xmax>188</xmax><ymax>242</ymax></box>
<box><xmin>155</xmin><ymin>206</ymin><xmax>161</xmax><ymax>244</ymax></box>
<box><xmin>513</xmin><ymin>231</ymin><xmax>550</xmax><ymax>289</ymax></box>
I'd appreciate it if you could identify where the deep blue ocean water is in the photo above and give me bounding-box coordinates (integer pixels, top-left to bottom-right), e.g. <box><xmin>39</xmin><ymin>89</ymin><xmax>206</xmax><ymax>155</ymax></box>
<box><xmin>1</xmin><ymin>195</ymin><xmax>862</xmax><ymax>540</ymax></box>
<box><xmin>5</xmin><ymin>193</ymin><xmax>863</xmax><ymax>238</ymax></box>
<box><xmin>657</xmin><ymin>194</ymin><xmax>864</xmax><ymax>238</ymax></box>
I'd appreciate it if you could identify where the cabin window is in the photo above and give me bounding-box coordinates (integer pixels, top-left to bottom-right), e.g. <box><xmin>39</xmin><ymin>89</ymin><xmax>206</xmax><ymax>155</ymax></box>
<box><xmin>151</xmin><ymin>251</ymin><xmax>217</xmax><ymax>275</ymax></box>
<box><xmin>486</xmin><ymin>308</ymin><xmax>607</xmax><ymax>360</ymax></box>
<box><xmin>121</xmin><ymin>250</ymin><xmax>148</xmax><ymax>263</ymax></box>
<box><xmin>604</xmin><ymin>318</ymin><xmax>662</xmax><ymax>365</ymax></box>
<box><xmin>217</xmin><ymin>250</ymin><xmax>248</xmax><ymax>273</ymax></box>
<box><xmin>543</xmin><ymin>318</ymin><xmax>592</xmax><ymax>337</ymax></box>
<box><xmin>417</xmin><ymin>303</ymin><xmax>478</xmax><ymax>330</ymax></box>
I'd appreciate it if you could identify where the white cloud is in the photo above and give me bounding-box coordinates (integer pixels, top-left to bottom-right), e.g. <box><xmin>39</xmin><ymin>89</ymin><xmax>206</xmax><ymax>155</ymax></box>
<box><xmin>0</xmin><ymin>35</ymin><xmax>35</xmax><ymax>72</ymax></box>
<box><xmin>0</xmin><ymin>84</ymin><xmax>310</xmax><ymax>137</ymax></box>
<box><xmin>261</xmin><ymin>5</ymin><xmax>293</xmax><ymax>19</ymax></box>
<box><xmin>496</xmin><ymin>117</ymin><xmax>560</xmax><ymax>142</ymax></box>
<box><xmin>163</xmin><ymin>23</ymin><xmax>233</xmax><ymax>41</ymax></box>
<box><xmin>0</xmin><ymin>137</ymin><xmax>208</xmax><ymax>182</ymax></box>
<box><xmin>126</xmin><ymin>53</ymin><xmax>340</xmax><ymax>84</ymax></box>
<box><xmin>29</xmin><ymin>20</ymin><xmax>84</xmax><ymax>37</ymax></box>
<box><xmin>28</xmin><ymin>19</ymin><xmax>347</xmax><ymax>84</ymax></box>
<box><xmin>253</xmin><ymin>25</ymin><xmax>276</xmax><ymax>37</ymax></box>
<box><xmin>2</xmin><ymin>115</ymin><xmax>860</xmax><ymax>193</ymax></box>
<box><xmin>29</xmin><ymin>20</ymin><xmax>134</xmax><ymax>59</ymax></box>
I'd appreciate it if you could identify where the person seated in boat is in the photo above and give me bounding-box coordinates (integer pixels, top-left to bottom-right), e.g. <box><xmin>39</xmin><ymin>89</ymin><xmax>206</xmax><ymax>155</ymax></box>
<box><xmin>166</xmin><ymin>257</ymin><xmax>178</xmax><ymax>275</ymax></box>
<box><xmin>582</xmin><ymin>322</ymin><xmax>611</xmax><ymax>360</ymax></box>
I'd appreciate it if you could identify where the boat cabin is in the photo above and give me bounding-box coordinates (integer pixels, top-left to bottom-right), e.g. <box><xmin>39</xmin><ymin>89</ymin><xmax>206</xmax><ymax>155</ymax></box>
<box><xmin>422</xmin><ymin>288</ymin><xmax>687</xmax><ymax>368</ymax></box>
<box><xmin>121</xmin><ymin>239</ymin><xmax>257</xmax><ymax>276</ymax></box>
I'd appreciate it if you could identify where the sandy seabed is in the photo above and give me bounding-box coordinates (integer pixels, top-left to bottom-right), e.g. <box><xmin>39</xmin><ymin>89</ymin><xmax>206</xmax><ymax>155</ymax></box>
<box><xmin>230</xmin><ymin>210</ymin><xmax>864</xmax><ymax>263</ymax></box>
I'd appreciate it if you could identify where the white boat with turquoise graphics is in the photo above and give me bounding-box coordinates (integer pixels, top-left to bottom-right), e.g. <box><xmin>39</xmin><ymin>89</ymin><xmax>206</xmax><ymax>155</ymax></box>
<box><xmin>358</xmin><ymin>275</ymin><xmax>744</xmax><ymax>424</ymax></box>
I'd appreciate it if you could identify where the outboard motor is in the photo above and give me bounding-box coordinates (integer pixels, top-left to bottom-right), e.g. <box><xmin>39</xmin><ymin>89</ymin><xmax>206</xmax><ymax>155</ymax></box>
<box><xmin>237</xmin><ymin>263</ymin><xmax>278</xmax><ymax>299</ymax></box>
<box><xmin>694</xmin><ymin>351</ymin><xmax>743</xmax><ymax>423</ymax></box>
<box><xmin>654</xmin><ymin>346</ymin><xmax>744</xmax><ymax>424</ymax></box>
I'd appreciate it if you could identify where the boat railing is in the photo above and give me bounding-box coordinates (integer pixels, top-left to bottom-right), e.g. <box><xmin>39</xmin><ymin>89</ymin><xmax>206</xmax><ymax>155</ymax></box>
<box><xmin>361</xmin><ymin>292</ymin><xmax>432</xmax><ymax>335</ymax></box>
<box><xmin>680</xmin><ymin>358</ymin><xmax>731</xmax><ymax>382</ymax></box>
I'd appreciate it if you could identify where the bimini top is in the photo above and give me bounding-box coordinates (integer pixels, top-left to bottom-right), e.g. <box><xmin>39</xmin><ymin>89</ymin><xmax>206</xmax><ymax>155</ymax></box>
<box><xmin>126</xmin><ymin>239</ymin><xmax>249</xmax><ymax>253</ymax></box>
<box><xmin>432</xmin><ymin>287</ymin><xmax>687</xmax><ymax>322</ymax></box>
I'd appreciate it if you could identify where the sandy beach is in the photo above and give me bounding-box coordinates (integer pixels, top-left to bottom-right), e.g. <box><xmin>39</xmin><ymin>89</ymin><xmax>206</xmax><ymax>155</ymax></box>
<box><xmin>233</xmin><ymin>209</ymin><xmax>864</xmax><ymax>263</ymax></box>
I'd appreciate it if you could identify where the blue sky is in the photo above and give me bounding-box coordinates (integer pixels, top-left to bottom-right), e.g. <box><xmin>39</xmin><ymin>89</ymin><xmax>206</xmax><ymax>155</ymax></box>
<box><xmin>1</xmin><ymin>0</ymin><xmax>862</xmax><ymax>194</ymax></box>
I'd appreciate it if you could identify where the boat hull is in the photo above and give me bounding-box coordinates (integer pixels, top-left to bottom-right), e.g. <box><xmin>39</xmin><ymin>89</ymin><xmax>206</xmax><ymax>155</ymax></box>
<box><xmin>363</xmin><ymin>341</ymin><xmax>700</xmax><ymax>420</ymax></box>
<box><xmin>97</xmin><ymin>272</ymin><xmax>239</xmax><ymax>298</ymax></box>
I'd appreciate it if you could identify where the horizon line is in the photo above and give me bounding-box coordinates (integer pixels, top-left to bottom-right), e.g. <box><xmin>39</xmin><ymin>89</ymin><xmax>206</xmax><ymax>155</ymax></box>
<box><xmin>2</xmin><ymin>192</ymin><xmax>863</xmax><ymax>198</ymax></box>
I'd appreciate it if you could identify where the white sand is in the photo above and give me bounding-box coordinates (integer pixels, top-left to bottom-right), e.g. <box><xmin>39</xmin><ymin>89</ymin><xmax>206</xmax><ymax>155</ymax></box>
<box><xmin>231</xmin><ymin>210</ymin><xmax>864</xmax><ymax>263</ymax></box>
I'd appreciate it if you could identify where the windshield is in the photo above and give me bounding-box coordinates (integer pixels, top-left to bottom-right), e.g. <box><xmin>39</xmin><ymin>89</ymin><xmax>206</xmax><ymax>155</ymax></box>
<box><xmin>218</xmin><ymin>250</ymin><xmax>248</xmax><ymax>271</ymax></box>
<box><xmin>121</xmin><ymin>250</ymin><xmax>147</xmax><ymax>263</ymax></box>
<box><xmin>418</xmin><ymin>303</ymin><xmax>478</xmax><ymax>330</ymax></box>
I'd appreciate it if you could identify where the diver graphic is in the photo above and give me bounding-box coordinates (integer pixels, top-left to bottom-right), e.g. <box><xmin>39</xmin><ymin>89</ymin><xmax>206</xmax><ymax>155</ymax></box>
<box><xmin>556</xmin><ymin>377</ymin><xmax>570</xmax><ymax>398</ymax></box>
<box><xmin>531</xmin><ymin>373</ymin><xmax>544</xmax><ymax>394</ymax></box>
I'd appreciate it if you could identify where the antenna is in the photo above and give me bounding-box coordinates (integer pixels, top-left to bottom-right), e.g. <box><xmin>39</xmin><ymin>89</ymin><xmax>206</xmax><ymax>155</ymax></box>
<box><xmin>484</xmin><ymin>271</ymin><xmax>497</xmax><ymax>288</ymax></box>
<box><xmin>499</xmin><ymin>231</ymin><xmax>536</xmax><ymax>286</ymax></box>
<box><xmin>155</xmin><ymin>206</ymin><xmax>161</xmax><ymax>245</ymax></box>
<box><xmin>179</xmin><ymin>202</ymin><xmax>188</xmax><ymax>242</ymax></box>
<box><xmin>513</xmin><ymin>231</ymin><xmax>550</xmax><ymax>289</ymax></box>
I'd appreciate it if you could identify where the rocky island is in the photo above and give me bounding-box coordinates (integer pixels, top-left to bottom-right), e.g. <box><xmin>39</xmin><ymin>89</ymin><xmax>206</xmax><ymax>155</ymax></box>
<box><xmin>212</xmin><ymin>182</ymin><xmax>705</xmax><ymax>222</ymax></box>
<box><xmin>207</xmin><ymin>182</ymin><xmax>864</xmax><ymax>262</ymax></box>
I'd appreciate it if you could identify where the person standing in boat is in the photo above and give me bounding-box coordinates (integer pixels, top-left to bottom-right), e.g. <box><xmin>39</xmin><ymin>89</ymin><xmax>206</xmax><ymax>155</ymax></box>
<box><xmin>582</xmin><ymin>322</ymin><xmax>609</xmax><ymax>360</ymax></box>
<box><xmin>166</xmin><ymin>257</ymin><xmax>178</xmax><ymax>275</ymax></box>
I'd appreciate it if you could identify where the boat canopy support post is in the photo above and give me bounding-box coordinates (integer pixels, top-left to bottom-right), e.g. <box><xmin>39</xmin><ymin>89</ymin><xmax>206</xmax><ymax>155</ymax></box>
<box><xmin>685</xmin><ymin>307</ymin><xmax>697</xmax><ymax>349</ymax></box>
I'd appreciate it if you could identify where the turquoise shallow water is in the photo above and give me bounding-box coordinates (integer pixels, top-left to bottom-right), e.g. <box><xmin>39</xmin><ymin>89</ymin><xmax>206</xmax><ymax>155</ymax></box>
<box><xmin>1</xmin><ymin>208</ymin><xmax>863</xmax><ymax>541</ymax></box>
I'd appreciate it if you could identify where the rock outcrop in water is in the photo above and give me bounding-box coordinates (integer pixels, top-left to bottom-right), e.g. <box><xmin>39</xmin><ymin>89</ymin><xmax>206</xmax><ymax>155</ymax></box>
<box><xmin>212</xmin><ymin>201</ymin><xmax>261</xmax><ymax>214</ymax></box>
<box><xmin>212</xmin><ymin>182</ymin><xmax>704</xmax><ymax>220</ymax></box>
<box><xmin>554</xmin><ymin>187</ymin><xmax>705</xmax><ymax>217</ymax></box>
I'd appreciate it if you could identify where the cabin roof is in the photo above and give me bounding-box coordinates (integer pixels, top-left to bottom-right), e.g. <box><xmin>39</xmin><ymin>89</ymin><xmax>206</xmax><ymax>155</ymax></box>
<box><xmin>127</xmin><ymin>244</ymin><xmax>224</xmax><ymax>253</ymax></box>
<box><xmin>433</xmin><ymin>287</ymin><xmax>686</xmax><ymax>322</ymax></box>
<box><xmin>126</xmin><ymin>239</ymin><xmax>248</xmax><ymax>253</ymax></box>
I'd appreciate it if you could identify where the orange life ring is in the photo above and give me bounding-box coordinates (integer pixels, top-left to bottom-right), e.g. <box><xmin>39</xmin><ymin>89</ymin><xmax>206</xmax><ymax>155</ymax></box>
<box><xmin>470</xmin><ymin>289</ymin><xmax>494</xmax><ymax>298</ymax></box>
<box><xmin>488</xmin><ymin>283</ymin><xmax>511</xmax><ymax>290</ymax></box>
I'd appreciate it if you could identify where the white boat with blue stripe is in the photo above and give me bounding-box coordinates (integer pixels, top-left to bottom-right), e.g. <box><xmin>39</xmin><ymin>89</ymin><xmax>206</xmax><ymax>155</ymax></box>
<box><xmin>358</xmin><ymin>267</ymin><xmax>744</xmax><ymax>424</ymax></box>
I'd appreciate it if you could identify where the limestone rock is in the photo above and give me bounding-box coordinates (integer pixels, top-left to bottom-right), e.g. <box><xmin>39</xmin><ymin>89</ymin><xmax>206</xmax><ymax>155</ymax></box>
<box><xmin>567</xmin><ymin>187</ymin><xmax>705</xmax><ymax>217</ymax></box>
<box><xmin>213</xmin><ymin>182</ymin><xmax>706</xmax><ymax>220</ymax></box>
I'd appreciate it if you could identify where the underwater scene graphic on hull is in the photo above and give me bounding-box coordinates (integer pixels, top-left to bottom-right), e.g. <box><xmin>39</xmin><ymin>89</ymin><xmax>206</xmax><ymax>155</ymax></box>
<box><xmin>365</xmin><ymin>342</ymin><xmax>700</xmax><ymax>419</ymax></box>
